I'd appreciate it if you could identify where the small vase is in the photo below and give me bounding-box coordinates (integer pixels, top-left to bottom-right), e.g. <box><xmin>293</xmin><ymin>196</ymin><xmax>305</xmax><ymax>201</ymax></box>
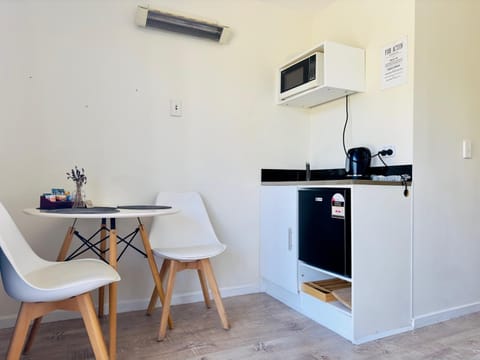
<box><xmin>72</xmin><ymin>183</ymin><xmax>86</xmax><ymax>208</ymax></box>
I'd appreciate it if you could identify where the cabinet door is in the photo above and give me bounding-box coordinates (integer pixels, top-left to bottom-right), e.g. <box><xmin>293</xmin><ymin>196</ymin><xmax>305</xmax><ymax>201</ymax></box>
<box><xmin>260</xmin><ymin>186</ymin><xmax>298</xmax><ymax>294</ymax></box>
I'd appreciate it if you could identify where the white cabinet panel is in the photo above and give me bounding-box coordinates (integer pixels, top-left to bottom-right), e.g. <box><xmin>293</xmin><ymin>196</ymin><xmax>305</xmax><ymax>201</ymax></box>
<box><xmin>351</xmin><ymin>185</ymin><xmax>412</xmax><ymax>342</ymax></box>
<box><xmin>260</xmin><ymin>186</ymin><xmax>298</xmax><ymax>294</ymax></box>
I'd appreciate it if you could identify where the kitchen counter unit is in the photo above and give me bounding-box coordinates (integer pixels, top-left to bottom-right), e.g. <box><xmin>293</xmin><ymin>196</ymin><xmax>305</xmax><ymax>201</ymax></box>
<box><xmin>260</xmin><ymin>182</ymin><xmax>412</xmax><ymax>344</ymax></box>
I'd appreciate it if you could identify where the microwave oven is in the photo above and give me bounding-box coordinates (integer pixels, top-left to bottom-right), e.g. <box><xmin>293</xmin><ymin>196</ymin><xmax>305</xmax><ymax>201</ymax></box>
<box><xmin>279</xmin><ymin>52</ymin><xmax>324</xmax><ymax>100</ymax></box>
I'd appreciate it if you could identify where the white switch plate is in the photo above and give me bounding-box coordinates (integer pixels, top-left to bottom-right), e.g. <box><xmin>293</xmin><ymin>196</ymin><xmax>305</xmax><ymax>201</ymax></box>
<box><xmin>170</xmin><ymin>99</ymin><xmax>182</xmax><ymax>117</ymax></box>
<box><xmin>462</xmin><ymin>139</ymin><xmax>472</xmax><ymax>159</ymax></box>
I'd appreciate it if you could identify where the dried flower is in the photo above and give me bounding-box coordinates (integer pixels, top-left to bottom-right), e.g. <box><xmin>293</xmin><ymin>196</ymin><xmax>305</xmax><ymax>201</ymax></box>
<box><xmin>66</xmin><ymin>166</ymin><xmax>87</xmax><ymax>186</ymax></box>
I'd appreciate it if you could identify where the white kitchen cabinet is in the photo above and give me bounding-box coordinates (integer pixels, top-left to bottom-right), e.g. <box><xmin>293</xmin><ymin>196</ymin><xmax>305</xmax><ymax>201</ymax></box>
<box><xmin>277</xmin><ymin>41</ymin><xmax>365</xmax><ymax>108</ymax></box>
<box><xmin>260</xmin><ymin>183</ymin><xmax>412</xmax><ymax>344</ymax></box>
<box><xmin>260</xmin><ymin>186</ymin><xmax>299</xmax><ymax>309</ymax></box>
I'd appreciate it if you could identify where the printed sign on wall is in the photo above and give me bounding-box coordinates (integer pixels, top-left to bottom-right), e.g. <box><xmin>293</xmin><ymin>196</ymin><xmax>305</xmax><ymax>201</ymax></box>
<box><xmin>381</xmin><ymin>37</ymin><xmax>408</xmax><ymax>89</ymax></box>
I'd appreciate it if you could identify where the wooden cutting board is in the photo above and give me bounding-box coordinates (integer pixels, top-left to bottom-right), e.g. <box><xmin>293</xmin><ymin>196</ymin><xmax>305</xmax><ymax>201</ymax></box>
<box><xmin>331</xmin><ymin>287</ymin><xmax>352</xmax><ymax>309</ymax></box>
<box><xmin>301</xmin><ymin>279</ymin><xmax>351</xmax><ymax>302</ymax></box>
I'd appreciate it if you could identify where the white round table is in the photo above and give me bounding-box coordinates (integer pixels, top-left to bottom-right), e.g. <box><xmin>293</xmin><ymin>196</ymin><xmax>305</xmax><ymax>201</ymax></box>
<box><xmin>24</xmin><ymin>206</ymin><xmax>178</xmax><ymax>360</ymax></box>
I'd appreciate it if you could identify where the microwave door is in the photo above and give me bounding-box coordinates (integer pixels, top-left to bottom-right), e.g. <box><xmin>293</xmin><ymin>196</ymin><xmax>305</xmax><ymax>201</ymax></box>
<box><xmin>279</xmin><ymin>53</ymin><xmax>320</xmax><ymax>100</ymax></box>
<box><xmin>281</xmin><ymin>57</ymin><xmax>311</xmax><ymax>94</ymax></box>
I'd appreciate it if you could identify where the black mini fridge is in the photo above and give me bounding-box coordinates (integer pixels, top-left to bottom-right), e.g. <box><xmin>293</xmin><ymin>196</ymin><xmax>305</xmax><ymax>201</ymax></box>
<box><xmin>298</xmin><ymin>188</ymin><xmax>351</xmax><ymax>278</ymax></box>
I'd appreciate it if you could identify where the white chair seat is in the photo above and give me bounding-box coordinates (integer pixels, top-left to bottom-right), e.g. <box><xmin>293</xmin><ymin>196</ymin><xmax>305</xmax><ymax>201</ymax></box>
<box><xmin>153</xmin><ymin>243</ymin><xmax>226</xmax><ymax>261</ymax></box>
<box><xmin>23</xmin><ymin>259</ymin><xmax>120</xmax><ymax>302</ymax></box>
<box><xmin>1</xmin><ymin>251</ymin><xmax>119</xmax><ymax>303</ymax></box>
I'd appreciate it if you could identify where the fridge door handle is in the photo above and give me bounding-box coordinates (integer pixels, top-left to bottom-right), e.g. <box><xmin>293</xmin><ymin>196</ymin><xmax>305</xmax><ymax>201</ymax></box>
<box><xmin>288</xmin><ymin>227</ymin><xmax>293</xmax><ymax>251</ymax></box>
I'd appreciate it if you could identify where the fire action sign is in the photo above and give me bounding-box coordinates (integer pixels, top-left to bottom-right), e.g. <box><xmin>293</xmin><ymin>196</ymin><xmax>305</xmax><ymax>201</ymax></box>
<box><xmin>331</xmin><ymin>193</ymin><xmax>345</xmax><ymax>219</ymax></box>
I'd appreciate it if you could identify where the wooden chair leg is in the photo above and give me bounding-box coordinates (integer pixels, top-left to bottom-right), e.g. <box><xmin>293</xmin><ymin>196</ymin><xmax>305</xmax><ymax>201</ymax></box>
<box><xmin>7</xmin><ymin>303</ymin><xmax>35</xmax><ymax>360</ymax></box>
<box><xmin>76</xmin><ymin>293</ymin><xmax>109</xmax><ymax>360</ymax></box>
<box><xmin>158</xmin><ymin>260</ymin><xmax>177</xmax><ymax>341</ymax></box>
<box><xmin>22</xmin><ymin>317</ymin><xmax>41</xmax><ymax>354</ymax></box>
<box><xmin>201</xmin><ymin>259</ymin><xmax>230</xmax><ymax>330</ymax></box>
<box><xmin>197</xmin><ymin>268</ymin><xmax>211</xmax><ymax>309</ymax></box>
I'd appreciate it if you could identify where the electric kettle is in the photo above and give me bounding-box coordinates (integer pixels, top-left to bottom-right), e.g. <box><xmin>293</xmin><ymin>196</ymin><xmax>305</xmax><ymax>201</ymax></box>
<box><xmin>345</xmin><ymin>147</ymin><xmax>371</xmax><ymax>178</ymax></box>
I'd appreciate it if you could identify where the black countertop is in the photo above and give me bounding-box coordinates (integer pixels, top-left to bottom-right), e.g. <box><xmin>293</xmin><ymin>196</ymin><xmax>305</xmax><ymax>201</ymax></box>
<box><xmin>261</xmin><ymin>165</ymin><xmax>412</xmax><ymax>182</ymax></box>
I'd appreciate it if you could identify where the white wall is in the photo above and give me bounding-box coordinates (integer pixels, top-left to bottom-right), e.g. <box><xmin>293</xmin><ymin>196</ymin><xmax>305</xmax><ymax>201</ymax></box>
<box><xmin>413</xmin><ymin>0</ymin><xmax>480</xmax><ymax>322</ymax></box>
<box><xmin>0</xmin><ymin>0</ymin><xmax>313</xmax><ymax>325</ymax></box>
<box><xmin>308</xmin><ymin>0</ymin><xmax>415</xmax><ymax>169</ymax></box>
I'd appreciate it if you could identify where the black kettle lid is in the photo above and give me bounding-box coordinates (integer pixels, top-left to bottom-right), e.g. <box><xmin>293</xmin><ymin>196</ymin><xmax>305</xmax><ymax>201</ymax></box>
<box><xmin>347</xmin><ymin>147</ymin><xmax>371</xmax><ymax>157</ymax></box>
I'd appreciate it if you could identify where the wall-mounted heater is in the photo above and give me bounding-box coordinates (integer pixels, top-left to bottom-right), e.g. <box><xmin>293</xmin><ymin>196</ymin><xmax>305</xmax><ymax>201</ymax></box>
<box><xmin>135</xmin><ymin>6</ymin><xmax>231</xmax><ymax>44</ymax></box>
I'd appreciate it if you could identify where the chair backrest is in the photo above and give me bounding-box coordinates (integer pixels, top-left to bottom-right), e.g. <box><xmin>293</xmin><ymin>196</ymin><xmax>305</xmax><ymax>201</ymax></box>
<box><xmin>0</xmin><ymin>203</ymin><xmax>46</xmax><ymax>296</ymax></box>
<box><xmin>149</xmin><ymin>192</ymin><xmax>221</xmax><ymax>249</ymax></box>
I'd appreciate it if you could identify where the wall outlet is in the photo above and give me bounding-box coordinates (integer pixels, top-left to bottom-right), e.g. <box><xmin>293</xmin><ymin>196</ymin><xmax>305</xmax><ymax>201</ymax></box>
<box><xmin>378</xmin><ymin>145</ymin><xmax>395</xmax><ymax>158</ymax></box>
<box><xmin>170</xmin><ymin>99</ymin><xmax>182</xmax><ymax>117</ymax></box>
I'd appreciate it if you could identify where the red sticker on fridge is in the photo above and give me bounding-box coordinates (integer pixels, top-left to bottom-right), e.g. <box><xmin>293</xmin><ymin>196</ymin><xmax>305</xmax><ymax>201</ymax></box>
<box><xmin>331</xmin><ymin>193</ymin><xmax>345</xmax><ymax>219</ymax></box>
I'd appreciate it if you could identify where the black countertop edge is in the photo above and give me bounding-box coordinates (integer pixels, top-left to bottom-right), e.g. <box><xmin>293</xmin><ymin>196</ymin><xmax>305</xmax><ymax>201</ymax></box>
<box><xmin>261</xmin><ymin>165</ymin><xmax>412</xmax><ymax>182</ymax></box>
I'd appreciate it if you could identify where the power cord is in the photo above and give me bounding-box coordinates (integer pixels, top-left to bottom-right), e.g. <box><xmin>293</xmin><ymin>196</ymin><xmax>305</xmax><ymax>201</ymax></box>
<box><xmin>342</xmin><ymin>95</ymin><xmax>350</xmax><ymax>157</ymax></box>
<box><xmin>342</xmin><ymin>95</ymin><xmax>391</xmax><ymax>168</ymax></box>
<box><xmin>342</xmin><ymin>96</ymin><xmax>409</xmax><ymax>196</ymax></box>
<box><xmin>401</xmin><ymin>174</ymin><xmax>411</xmax><ymax>197</ymax></box>
<box><xmin>342</xmin><ymin>95</ymin><xmax>365</xmax><ymax>165</ymax></box>
<box><xmin>376</xmin><ymin>153</ymin><xmax>388</xmax><ymax>167</ymax></box>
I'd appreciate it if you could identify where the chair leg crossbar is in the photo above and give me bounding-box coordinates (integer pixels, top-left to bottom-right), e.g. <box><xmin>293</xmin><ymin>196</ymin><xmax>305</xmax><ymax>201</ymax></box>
<box><xmin>147</xmin><ymin>258</ymin><xmax>230</xmax><ymax>341</ymax></box>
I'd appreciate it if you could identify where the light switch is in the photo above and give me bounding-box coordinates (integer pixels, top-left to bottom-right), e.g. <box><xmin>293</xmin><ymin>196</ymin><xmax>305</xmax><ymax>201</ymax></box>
<box><xmin>462</xmin><ymin>139</ymin><xmax>472</xmax><ymax>159</ymax></box>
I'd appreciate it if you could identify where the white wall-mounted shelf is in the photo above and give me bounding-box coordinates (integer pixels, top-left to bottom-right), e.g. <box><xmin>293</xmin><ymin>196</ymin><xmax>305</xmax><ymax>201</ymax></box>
<box><xmin>277</xmin><ymin>41</ymin><xmax>365</xmax><ymax>108</ymax></box>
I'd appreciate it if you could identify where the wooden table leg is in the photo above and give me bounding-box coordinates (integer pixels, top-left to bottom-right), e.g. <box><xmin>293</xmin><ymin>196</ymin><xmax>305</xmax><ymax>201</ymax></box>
<box><xmin>98</xmin><ymin>219</ymin><xmax>107</xmax><ymax>318</ymax></box>
<box><xmin>146</xmin><ymin>260</ymin><xmax>169</xmax><ymax>315</ymax></box>
<box><xmin>57</xmin><ymin>226</ymin><xmax>75</xmax><ymax>262</ymax></box>
<box><xmin>23</xmin><ymin>225</ymin><xmax>75</xmax><ymax>354</ymax></box>
<box><xmin>138</xmin><ymin>221</ymin><xmax>173</xmax><ymax>329</ymax></box>
<box><xmin>108</xmin><ymin>218</ymin><xmax>118</xmax><ymax>360</ymax></box>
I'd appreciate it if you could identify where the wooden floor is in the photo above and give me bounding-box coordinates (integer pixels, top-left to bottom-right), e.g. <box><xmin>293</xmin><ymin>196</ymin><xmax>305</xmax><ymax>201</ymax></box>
<box><xmin>2</xmin><ymin>293</ymin><xmax>480</xmax><ymax>359</ymax></box>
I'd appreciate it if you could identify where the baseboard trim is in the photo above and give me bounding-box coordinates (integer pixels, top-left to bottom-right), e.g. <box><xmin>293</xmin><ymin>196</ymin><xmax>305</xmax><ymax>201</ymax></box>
<box><xmin>353</xmin><ymin>325</ymin><xmax>413</xmax><ymax>345</ymax></box>
<box><xmin>0</xmin><ymin>283</ymin><xmax>261</xmax><ymax>330</ymax></box>
<box><xmin>261</xmin><ymin>279</ymin><xmax>301</xmax><ymax>313</ymax></box>
<box><xmin>413</xmin><ymin>301</ymin><xmax>480</xmax><ymax>329</ymax></box>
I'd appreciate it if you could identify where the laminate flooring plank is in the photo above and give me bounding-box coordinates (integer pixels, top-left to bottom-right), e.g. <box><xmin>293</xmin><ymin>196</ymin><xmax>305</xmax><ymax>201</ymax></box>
<box><xmin>2</xmin><ymin>293</ymin><xmax>480</xmax><ymax>359</ymax></box>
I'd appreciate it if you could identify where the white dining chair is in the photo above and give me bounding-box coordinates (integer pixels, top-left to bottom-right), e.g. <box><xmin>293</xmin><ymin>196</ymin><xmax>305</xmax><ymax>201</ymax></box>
<box><xmin>146</xmin><ymin>192</ymin><xmax>230</xmax><ymax>341</ymax></box>
<box><xmin>0</xmin><ymin>203</ymin><xmax>120</xmax><ymax>360</ymax></box>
